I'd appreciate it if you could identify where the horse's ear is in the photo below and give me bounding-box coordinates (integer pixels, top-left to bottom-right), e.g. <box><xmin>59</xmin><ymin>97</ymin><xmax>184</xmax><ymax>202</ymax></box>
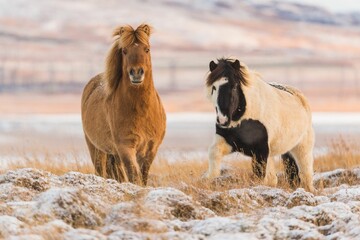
<box><xmin>209</xmin><ymin>60</ymin><xmax>217</xmax><ymax>72</ymax></box>
<box><xmin>139</xmin><ymin>24</ymin><xmax>152</xmax><ymax>36</ymax></box>
<box><xmin>112</xmin><ymin>26</ymin><xmax>125</xmax><ymax>38</ymax></box>
<box><xmin>232</xmin><ymin>60</ymin><xmax>240</xmax><ymax>70</ymax></box>
<box><xmin>105</xmin><ymin>42</ymin><xmax>123</xmax><ymax>94</ymax></box>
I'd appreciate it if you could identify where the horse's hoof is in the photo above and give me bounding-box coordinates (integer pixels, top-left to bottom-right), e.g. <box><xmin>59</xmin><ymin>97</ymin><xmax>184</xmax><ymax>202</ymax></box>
<box><xmin>201</xmin><ymin>171</ymin><xmax>219</xmax><ymax>180</ymax></box>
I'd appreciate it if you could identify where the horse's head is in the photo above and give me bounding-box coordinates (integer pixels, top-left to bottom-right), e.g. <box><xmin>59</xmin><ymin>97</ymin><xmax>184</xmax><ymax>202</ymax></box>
<box><xmin>120</xmin><ymin>25</ymin><xmax>152</xmax><ymax>85</ymax></box>
<box><xmin>206</xmin><ymin>58</ymin><xmax>247</xmax><ymax>127</ymax></box>
<box><xmin>105</xmin><ymin>24</ymin><xmax>152</xmax><ymax>93</ymax></box>
<box><xmin>122</xmin><ymin>42</ymin><xmax>150</xmax><ymax>85</ymax></box>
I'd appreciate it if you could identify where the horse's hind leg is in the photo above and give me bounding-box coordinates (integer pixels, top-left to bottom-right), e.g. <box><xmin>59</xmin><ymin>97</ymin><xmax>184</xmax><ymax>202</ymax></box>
<box><xmin>282</xmin><ymin>152</ymin><xmax>300</xmax><ymax>189</ymax></box>
<box><xmin>85</xmin><ymin>135</ymin><xmax>106</xmax><ymax>176</ymax></box>
<box><xmin>289</xmin><ymin>128</ymin><xmax>315</xmax><ymax>192</ymax></box>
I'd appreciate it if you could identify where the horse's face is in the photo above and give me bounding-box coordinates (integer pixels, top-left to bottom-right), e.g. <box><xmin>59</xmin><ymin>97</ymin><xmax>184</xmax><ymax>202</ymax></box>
<box><xmin>122</xmin><ymin>42</ymin><xmax>151</xmax><ymax>85</ymax></box>
<box><xmin>208</xmin><ymin>59</ymin><xmax>244</xmax><ymax>127</ymax></box>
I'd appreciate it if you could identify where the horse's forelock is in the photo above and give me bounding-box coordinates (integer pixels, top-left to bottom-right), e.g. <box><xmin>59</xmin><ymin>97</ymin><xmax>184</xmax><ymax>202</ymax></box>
<box><xmin>206</xmin><ymin>58</ymin><xmax>249</xmax><ymax>87</ymax></box>
<box><xmin>113</xmin><ymin>24</ymin><xmax>152</xmax><ymax>49</ymax></box>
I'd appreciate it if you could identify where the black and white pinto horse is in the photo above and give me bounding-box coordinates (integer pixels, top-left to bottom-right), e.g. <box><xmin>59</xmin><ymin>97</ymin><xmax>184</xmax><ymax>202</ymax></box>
<box><xmin>203</xmin><ymin>58</ymin><xmax>315</xmax><ymax>192</ymax></box>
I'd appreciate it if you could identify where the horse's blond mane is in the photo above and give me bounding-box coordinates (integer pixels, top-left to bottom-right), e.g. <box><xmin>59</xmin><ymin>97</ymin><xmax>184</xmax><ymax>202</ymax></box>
<box><xmin>104</xmin><ymin>24</ymin><xmax>152</xmax><ymax>94</ymax></box>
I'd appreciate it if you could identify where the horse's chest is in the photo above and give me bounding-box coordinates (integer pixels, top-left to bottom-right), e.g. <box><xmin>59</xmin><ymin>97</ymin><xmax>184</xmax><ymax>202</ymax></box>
<box><xmin>216</xmin><ymin>119</ymin><xmax>269</xmax><ymax>157</ymax></box>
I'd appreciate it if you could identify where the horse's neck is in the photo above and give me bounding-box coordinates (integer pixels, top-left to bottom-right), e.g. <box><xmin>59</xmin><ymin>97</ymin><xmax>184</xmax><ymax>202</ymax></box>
<box><xmin>241</xmin><ymin>76</ymin><xmax>263</xmax><ymax>116</ymax></box>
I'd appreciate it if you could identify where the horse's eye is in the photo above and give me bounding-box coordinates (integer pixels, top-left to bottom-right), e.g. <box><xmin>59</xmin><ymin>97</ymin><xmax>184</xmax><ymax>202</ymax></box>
<box><xmin>211</xmin><ymin>86</ymin><xmax>216</xmax><ymax>95</ymax></box>
<box><xmin>122</xmin><ymin>48</ymin><xmax>127</xmax><ymax>55</ymax></box>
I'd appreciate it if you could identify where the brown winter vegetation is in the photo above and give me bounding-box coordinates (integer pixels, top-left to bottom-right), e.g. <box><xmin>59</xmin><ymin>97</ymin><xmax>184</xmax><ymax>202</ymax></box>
<box><xmin>2</xmin><ymin>139</ymin><xmax>359</xmax><ymax>195</ymax></box>
<box><xmin>1</xmin><ymin>139</ymin><xmax>360</xmax><ymax>238</ymax></box>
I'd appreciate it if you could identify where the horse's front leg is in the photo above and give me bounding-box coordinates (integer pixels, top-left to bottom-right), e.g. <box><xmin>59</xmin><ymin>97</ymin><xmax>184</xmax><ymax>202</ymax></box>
<box><xmin>138</xmin><ymin>153</ymin><xmax>155</xmax><ymax>186</ymax></box>
<box><xmin>263</xmin><ymin>157</ymin><xmax>278</xmax><ymax>187</ymax></box>
<box><xmin>204</xmin><ymin>134</ymin><xmax>232</xmax><ymax>179</ymax></box>
<box><xmin>115</xmin><ymin>145</ymin><xmax>142</xmax><ymax>185</ymax></box>
<box><xmin>252</xmin><ymin>148</ymin><xmax>269</xmax><ymax>181</ymax></box>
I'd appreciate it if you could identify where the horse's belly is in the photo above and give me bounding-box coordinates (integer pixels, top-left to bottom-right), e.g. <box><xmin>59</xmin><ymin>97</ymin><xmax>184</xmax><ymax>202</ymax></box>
<box><xmin>267</xmin><ymin>106</ymin><xmax>310</xmax><ymax>156</ymax></box>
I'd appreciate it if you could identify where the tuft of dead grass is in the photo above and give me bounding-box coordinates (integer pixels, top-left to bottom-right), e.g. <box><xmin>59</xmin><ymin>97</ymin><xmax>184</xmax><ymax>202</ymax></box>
<box><xmin>0</xmin><ymin>151</ymin><xmax>94</xmax><ymax>175</ymax></box>
<box><xmin>314</xmin><ymin>136</ymin><xmax>360</xmax><ymax>172</ymax></box>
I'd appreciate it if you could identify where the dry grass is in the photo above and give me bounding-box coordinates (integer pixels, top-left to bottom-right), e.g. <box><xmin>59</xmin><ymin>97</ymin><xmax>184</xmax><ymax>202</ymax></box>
<box><xmin>147</xmin><ymin>138</ymin><xmax>360</xmax><ymax>191</ymax></box>
<box><xmin>314</xmin><ymin>137</ymin><xmax>360</xmax><ymax>172</ymax></box>
<box><xmin>2</xmin><ymin>139</ymin><xmax>359</xmax><ymax>193</ymax></box>
<box><xmin>0</xmin><ymin>151</ymin><xmax>94</xmax><ymax>175</ymax></box>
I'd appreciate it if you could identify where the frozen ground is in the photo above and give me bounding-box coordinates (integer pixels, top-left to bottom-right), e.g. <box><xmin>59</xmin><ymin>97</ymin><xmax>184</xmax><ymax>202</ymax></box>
<box><xmin>1</xmin><ymin>168</ymin><xmax>360</xmax><ymax>239</ymax></box>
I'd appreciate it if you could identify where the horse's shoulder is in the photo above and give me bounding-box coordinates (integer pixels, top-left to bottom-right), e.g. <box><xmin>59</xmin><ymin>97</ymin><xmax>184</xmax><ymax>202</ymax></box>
<box><xmin>82</xmin><ymin>73</ymin><xmax>106</xmax><ymax>105</ymax></box>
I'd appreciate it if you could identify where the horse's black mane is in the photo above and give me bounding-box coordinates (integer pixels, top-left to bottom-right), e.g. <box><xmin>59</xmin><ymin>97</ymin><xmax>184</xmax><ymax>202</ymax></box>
<box><xmin>269</xmin><ymin>83</ymin><xmax>294</xmax><ymax>95</ymax></box>
<box><xmin>206</xmin><ymin>58</ymin><xmax>248</xmax><ymax>87</ymax></box>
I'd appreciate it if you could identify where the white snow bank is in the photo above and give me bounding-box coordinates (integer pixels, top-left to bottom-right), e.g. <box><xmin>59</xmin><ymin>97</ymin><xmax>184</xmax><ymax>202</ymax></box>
<box><xmin>1</xmin><ymin>167</ymin><xmax>360</xmax><ymax>239</ymax></box>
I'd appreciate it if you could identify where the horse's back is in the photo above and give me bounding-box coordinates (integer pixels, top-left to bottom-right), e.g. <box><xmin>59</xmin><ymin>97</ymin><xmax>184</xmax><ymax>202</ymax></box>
<box><xmin>253</xmin><ymin>81</ymin><xmax>313</xmax><ymax>155</ymax></box>
<box><xmin>280</xmin><ymin>85</ymin><xmax>311</xmax><ymax>113</ymax></box>
<box><xmin>81</xmin><ymin>73</ymin><xmax>106</xmax><ymax>124</ymax></box>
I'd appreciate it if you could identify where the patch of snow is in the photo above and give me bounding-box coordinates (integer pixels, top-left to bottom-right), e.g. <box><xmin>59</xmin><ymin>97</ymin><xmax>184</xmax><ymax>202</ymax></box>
<box><xmin>1</xmin><ymin>168</ymin><xmax>360</xmax><ymax>238</ymax></box>
<box><xmin>330</xmin><ymin>187</ymin><xmax>360</xmax><ymax>202</ymax></box>
<box><xmin>63</xmin><ymin>229</ymin><xmax>106</xmax><ymax>240</ymax></box>
<box><xmin>0</xmin><ymin>216</ymin><xmax>26</xmax><ymax>237</ymax></box>
<box><xmin>285</xmin><ymin>188</ymin><xmax>318</xmax><ymax>208</ymax></box>
<box><xmin>143</xmin><ymin>187</ymin><xmax>215</xmax><ymax>220</ymax></box>
<box><xmin>33</xmin><ymin>187</ymin><xmax>104</xmax><ymax>228</ymax></box>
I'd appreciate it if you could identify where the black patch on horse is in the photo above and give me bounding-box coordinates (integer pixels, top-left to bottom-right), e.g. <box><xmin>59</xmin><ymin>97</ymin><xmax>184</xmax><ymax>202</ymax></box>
<box><xmin>217</xmin><ymin>83</ymin><xmax>246</xmax><ymax>124</ymax></box>
<box><xmin>216</xmin><ymin>119</ymin><xmax>269</xmax><ymax>179</ymax></box>
<box><xmin>269</xmin><ymin>83</ymin><xmax>294</xmax><ymax>95</ymax></box>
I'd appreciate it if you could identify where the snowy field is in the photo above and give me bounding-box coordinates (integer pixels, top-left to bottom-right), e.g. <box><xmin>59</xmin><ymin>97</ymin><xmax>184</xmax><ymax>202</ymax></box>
<box><xmin>1</xmin><ymin>168</ymin><xmax>360</xmax><ymax>239</ymax></box>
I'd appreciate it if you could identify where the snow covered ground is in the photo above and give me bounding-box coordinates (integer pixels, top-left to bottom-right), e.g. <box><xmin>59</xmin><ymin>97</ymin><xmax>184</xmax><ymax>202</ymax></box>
<box><xmin>1</xmin><ymin>168</ymin><xmax>360</xmax><ymax>239</ymax></box>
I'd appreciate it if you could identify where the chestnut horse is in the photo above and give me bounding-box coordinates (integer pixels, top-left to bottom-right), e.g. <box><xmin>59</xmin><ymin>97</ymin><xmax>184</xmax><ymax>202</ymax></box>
<box><xmin>81</xmin><ymin>24</ymin><xmax>166</xmax><ymax>185</ymax></box>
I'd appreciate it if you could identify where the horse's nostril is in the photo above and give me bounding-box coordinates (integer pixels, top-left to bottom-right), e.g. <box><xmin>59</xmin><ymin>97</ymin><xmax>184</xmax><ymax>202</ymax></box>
<box><xmin>129</xmin><ymin>68</ymin><xmax>135</xmax><ymax>76</ymax></box>
<box><xmin>138</xmin><ymin>68</ymin><xmax>144</xmax><ymax>75</ymax></box>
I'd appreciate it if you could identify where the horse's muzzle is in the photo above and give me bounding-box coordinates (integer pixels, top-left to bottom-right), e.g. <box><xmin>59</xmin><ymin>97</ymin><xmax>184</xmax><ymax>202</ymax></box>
<box><xmin>216</xmin><ymin>116</ymin><xmax>230</xmax><ymax>127</ymax></box>
<box><xmin>129</xmin><ymin>67</ymin><xmax>145</xmax><ymax>85</ymax></box>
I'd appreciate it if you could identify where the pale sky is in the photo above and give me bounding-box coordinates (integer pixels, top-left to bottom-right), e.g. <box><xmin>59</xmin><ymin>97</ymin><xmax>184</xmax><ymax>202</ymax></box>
<box><xmin>285</xmin><ymin>0</ymin><xmax>360</xmax><ymax>13</ymax></box>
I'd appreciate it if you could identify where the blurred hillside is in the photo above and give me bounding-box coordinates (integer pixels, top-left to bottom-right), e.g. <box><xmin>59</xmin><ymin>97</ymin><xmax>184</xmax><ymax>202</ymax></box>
<box><xmin>0</xmin><ymin>0</ymin><xmax>359</xmax><ymax>111</ymax></box>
